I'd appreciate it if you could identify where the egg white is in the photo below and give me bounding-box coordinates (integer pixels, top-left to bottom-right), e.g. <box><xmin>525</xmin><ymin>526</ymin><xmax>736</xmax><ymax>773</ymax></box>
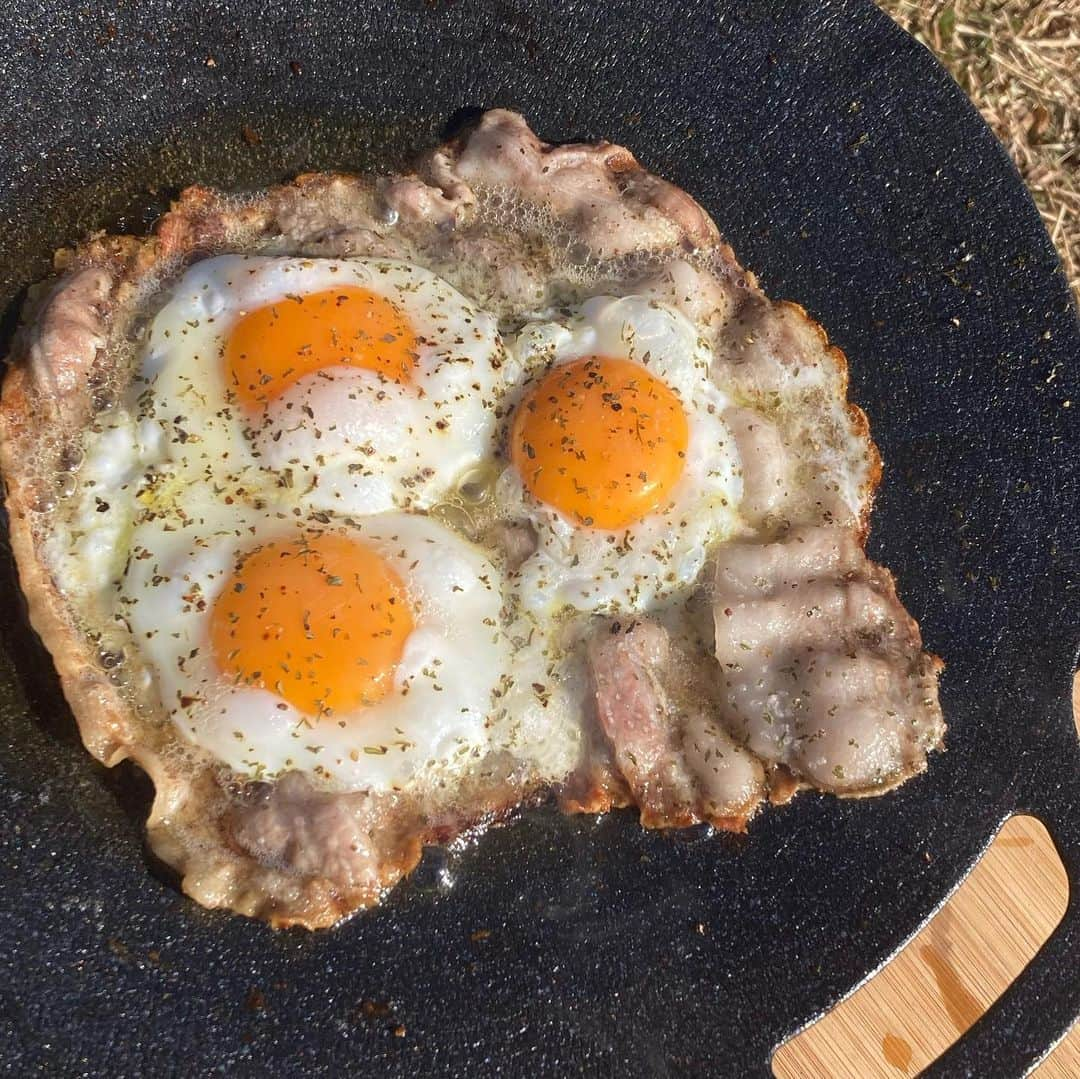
<box><xmin>50</xmin><ymin>276</ymin><xmax>743</xmax><ymax>800</ymax></box>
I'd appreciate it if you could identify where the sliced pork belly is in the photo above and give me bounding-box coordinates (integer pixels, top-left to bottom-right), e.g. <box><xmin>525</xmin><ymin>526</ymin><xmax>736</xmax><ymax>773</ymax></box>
<box><xmin>722</xmin><ymin>406</ymin><xmax>794</xmax><ymax>527</ymax></box>
<box><xmin>429</xmin><ymin>109</ymin><xmax>721</xmax><ymax>256</ymax></box>
<box><xmin>227</xmin><ymin>772</ymin><xmax>420</xmax><ymax>899</ymax></box>
<box><xmin>712</xmin><ymin>527</ymin><xmax>944</xmax><ymax>794</ymax></box>
<box><xmin>587</xmin><ymin>620</ymin><xmax>764</xmax><ymax>830</ymax></box>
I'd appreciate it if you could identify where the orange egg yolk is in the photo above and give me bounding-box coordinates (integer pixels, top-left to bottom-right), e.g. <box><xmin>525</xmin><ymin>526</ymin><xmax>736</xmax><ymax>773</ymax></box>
<box><xmin>224</xmin><ymin>286</ymin><xmax>418</xmax><ymax>411</ymax></box>
<box><xmin>510</xmin><ymin>356</ymin><xmax>689</xmax><ymax>530</ymax></box>
<box><xmin>209</xmin><ymin>533</ymin><xmax>414</xmax><ymax>717</ymax></box>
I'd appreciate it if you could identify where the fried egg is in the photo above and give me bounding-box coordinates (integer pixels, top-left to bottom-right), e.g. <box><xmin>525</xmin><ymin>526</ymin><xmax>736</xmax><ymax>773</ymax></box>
<box><xmin>139</xmin><ymin>255</ymin><xmax>505</xmax><ymax>515</ymax></box>
<box><xmin>119</xmin><ymin>507</ymin><xmax>508</xmax><ymax>791</ymax></box>
<box><xmin>498</xmin><ymin>295</ymin><xmax>743</xmax><ymax>615</ymax></box>
<box><xmin>1</xmin><ymin>110</ymin><xmax>945</xmax><ymax>930</ymax></box>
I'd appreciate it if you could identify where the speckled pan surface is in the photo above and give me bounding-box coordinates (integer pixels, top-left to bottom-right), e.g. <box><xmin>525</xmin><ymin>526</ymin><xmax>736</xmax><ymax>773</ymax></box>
<box><xmin>0</xmin><ymin>1</ymin><xmax>1076</xmax><ymax>1075</ymax></box>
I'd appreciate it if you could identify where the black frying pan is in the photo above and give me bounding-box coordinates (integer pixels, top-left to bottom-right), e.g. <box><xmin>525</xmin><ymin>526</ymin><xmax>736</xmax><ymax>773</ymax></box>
<box><xmin>1</xmin><ymin>1</ymin><xmax>1077</xmax><ymax>1075</ymax></box>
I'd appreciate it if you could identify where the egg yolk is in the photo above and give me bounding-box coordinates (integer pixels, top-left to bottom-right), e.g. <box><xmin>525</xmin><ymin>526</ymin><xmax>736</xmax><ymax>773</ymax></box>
<box><xmin>510</xmin><ymin>356</ymin><xmax>689</xmax><ymax>529</ymax></box>
<box><xmin>224</xmin><ymin>286</ymin><xmax>418</xmax><ymax>411</ymax></box>
<box><xmin>210</xmin><ymin>533</ymin><xmax>414</xmax><ymax>717</ymax></box>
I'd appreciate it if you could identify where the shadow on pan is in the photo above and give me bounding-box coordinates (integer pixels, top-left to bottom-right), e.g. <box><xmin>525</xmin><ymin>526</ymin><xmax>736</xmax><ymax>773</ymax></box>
<box><xmin>0</xmin><ymin>1</ymin><xmax>1077</xmax><ymax>1075</ymax></box>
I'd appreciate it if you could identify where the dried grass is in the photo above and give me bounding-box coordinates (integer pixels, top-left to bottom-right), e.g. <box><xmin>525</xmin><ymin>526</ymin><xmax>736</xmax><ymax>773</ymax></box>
<box><xmin>879</xmin><ymin>0</ymin><xmax>1079</xmax><ymax>302</ymax></box>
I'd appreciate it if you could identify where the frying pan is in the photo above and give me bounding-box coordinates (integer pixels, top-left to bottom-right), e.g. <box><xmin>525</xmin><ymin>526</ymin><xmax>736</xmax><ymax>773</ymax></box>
<box><xmin>1</xmin><ymin>0</ymin><xmax>1077</xmax><ymax>1074</ymax></box>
